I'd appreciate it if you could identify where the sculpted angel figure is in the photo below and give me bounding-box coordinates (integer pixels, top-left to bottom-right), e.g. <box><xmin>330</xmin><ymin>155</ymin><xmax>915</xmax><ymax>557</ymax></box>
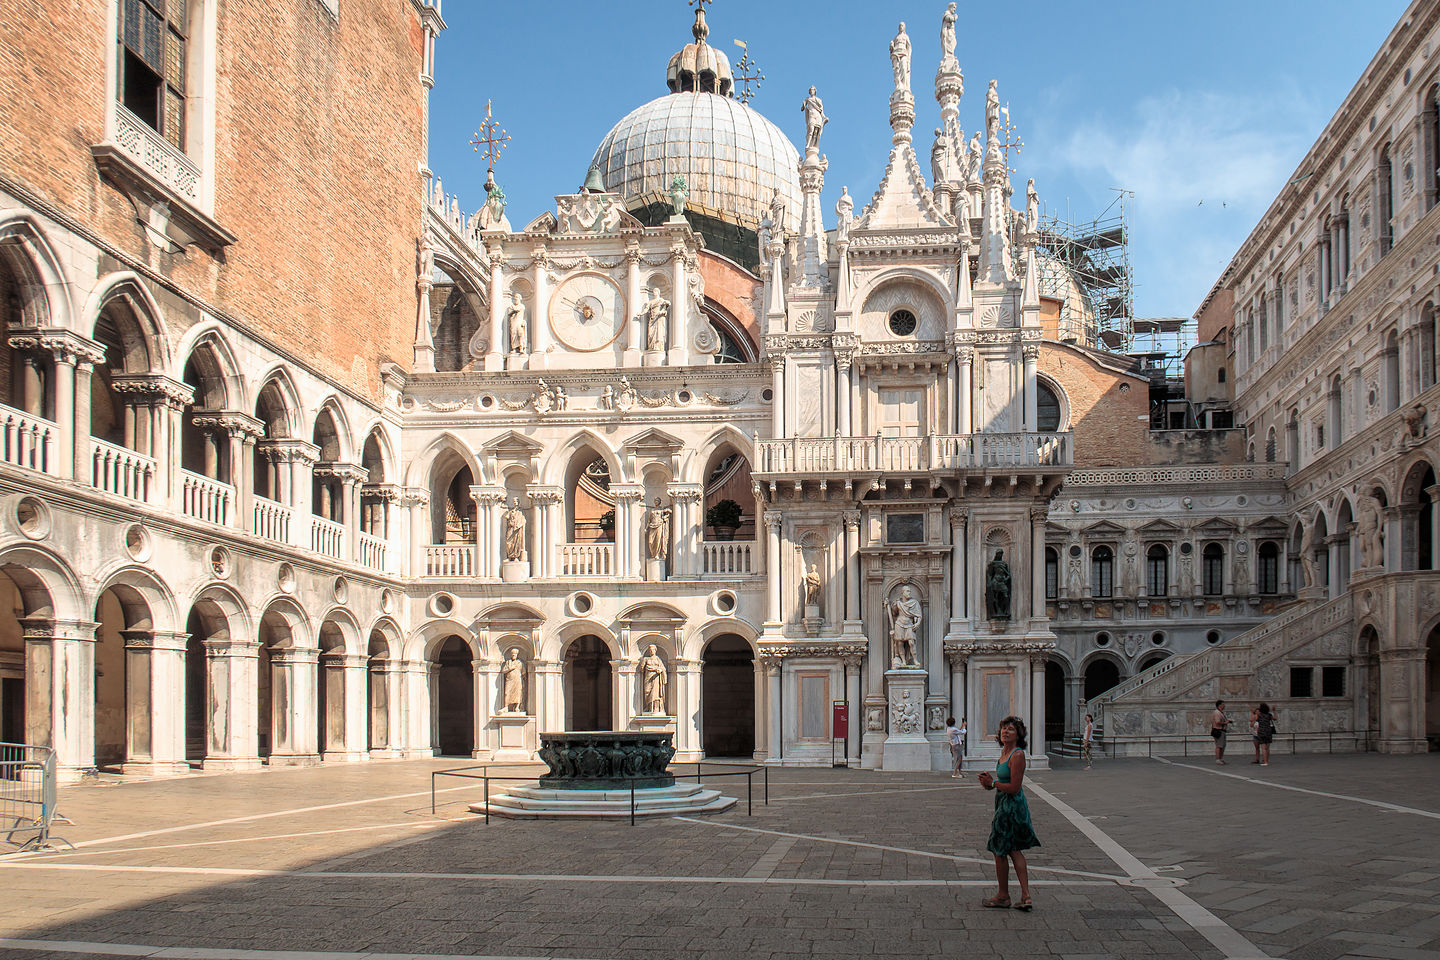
<box><xmin>887</xmin><ymin>585</ymin><xmax>921</xmax><ymax>667</ymax></box>
<box><xmin>889</xmin><ymin>22</ymin><xmax>911</xmax><ymax>91</ymax></box>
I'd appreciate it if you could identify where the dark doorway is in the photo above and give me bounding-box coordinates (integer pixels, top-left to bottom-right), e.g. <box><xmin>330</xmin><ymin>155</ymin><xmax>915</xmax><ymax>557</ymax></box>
<box><xmin>1</xmin><ymin>677</ymin><xmax>22</xmax><ymax>743</ymax></box>
<box><xmin>1044</xmin><ymin>661</ymin><xmax>1065</xmax><ymax>744</ymax></box>
<box><xmin>184</xmin><ymin>609</ymin><xmax>208</xmax><ymax>763</ymax></box>
<box><xmin>257</xmin><ymin>643</ymin><xmax>273</xmax><ymax>759</ymax></box>
<box><xmin>1426</xmin><ymin>626</ymin><xmax>1439</xmax><ymax>747</ymax></box>
<box><xmin>566</xmin><ymin>635</ymin><xmax>613</xmax><ymax>731</ymax></box>
<box><xmin>1083</xmin><ymin>659</ymin><xmax>1121</xmax><ymax>701</ymax></box>
<box><xmin>702</xmin><ymin>635</ymin><xmax>755</xmax><ymax>757</ymax></box>
<box><xmin>435</xmin><ymin>636</ymin><xmax>474</xmax><ymax>756</ymax></box>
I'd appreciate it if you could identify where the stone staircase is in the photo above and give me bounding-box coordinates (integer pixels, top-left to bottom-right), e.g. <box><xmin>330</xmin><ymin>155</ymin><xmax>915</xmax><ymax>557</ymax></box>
<box><xmin>1050</xmin><ymin>721</ymin><xmax>1104</xmax><ymax>759</ymax></box>
<box><xmin>1092</xmin><ymin>592</ymin><xmax>1359</xmax><ymax>752</ymax></box>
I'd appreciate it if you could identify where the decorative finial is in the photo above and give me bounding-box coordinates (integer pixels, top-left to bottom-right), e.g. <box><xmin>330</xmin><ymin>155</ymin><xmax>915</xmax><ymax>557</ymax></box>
<box><xmin>469</xmin><ymin>99</ymin><xmax>510</xmax><ymax>175</ymax></box>
<box><xmin>999</xmin><ymin>102</ymin><xmax>1024</xmax><ymax>173</ymax></box>
<box><xmin>733</xmin><ymin>39</ymin><xmax>764</xmax><ymax>104</ymax></box>
<box><xmin>689</xmin><ymin>0</ymin><xmax>712</xmax><ymax>44</ymax></box>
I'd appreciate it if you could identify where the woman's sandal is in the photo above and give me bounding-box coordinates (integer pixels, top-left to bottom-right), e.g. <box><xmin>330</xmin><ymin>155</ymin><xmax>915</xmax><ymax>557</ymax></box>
<box><xmin>1014</xmin><ymin>897</ymin><xmax>1034</xmax><ymax>912</ymax></box>
<box><xmin>981</xmin><ymin>895</ymin><xmax>1011</xmax><ymax>909</ymax></box>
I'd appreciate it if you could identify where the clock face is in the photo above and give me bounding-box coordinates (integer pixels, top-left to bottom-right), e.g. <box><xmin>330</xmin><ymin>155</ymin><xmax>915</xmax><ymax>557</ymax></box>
<box><xmin>548</xmin><ymin>273</ymin><xmax>626</xmax><ymax>352</ymax></box>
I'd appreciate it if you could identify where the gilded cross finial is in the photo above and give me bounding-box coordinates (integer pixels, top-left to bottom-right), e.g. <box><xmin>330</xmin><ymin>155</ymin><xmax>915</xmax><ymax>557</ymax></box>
<box><xmin>469</xmin><ymin>99</ymin><xmax>510</xmax><ymax>174</ymax></box>
<box><xmin>999</xmin><ymin>102</ymin><xmax>1024</xmax><ymax>173</ymax></box>
<box><xmin>733</xmin><ymin>39</ymin><xmax>764</xmax><ymax>104</ymax></box>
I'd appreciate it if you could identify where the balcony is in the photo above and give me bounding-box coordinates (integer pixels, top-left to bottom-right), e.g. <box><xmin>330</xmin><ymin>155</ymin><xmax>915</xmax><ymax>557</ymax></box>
<box><xmin>701</xmin><ymin>540</ymin><xmax>754</xmax><ymax>576</ymax></box>
<box><xmin>559</xmin><ymin>543</ymin><xmax>615</xmax><ymax>577</ymax></box>
<box><xmin>357</xmin><ymin>531</ymin><xmax>387</xmax><ymax>571</ymax></box>
<box><xmin>91</xmin><ymin>438</ymin><xmax>155</xmax><ymax>503</ymax></box>
<box><xmin>425</xmin><ymin>544</ymin><xmax>474</xmax><ymax>578</ymax></box>
<box><xmin>754</xmin><ymin>432</ymin><xmax>1072</xmax><ymax>476</ymax></box>
<box><xmin>253</xmin><ymin>497</ymin><xmax>292</xmax><ymax>544</ymax></box>
<box><xmin>310</xmin><ymin>515</ymin><xmax>344</xmax><ymax>560</ymax></box>
<box><xmin>0</xmin><ymin>403</ymin><xmax>56</xmax><ymax>475</ymax></box>
<box><xmin>180</xmin><ymin>470</ymin><xmax>233</xmax><ymax>526</ymax></box>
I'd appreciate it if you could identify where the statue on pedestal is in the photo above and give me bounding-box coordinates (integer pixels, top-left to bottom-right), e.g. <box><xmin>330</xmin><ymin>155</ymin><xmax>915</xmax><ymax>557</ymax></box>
<box><xmin>506</xmin><ymin>291</ymin><xmax>528</xmax><ymax>354</ymax></box>
<box><xmin>639</xmin><ymin>645</ymin><xmax>667</xmax><ymax>714</ymax></box>
<box><xmin>644</xmin><ymin>287</ymin><xmax>669</xmax><ymax>352</ymax></box>
<box><xmin>501</xmin><ymin>648</ymin><xmax>525</xmax><ymax>712</ymax></box>
<box><xmin>940</xmin><ymin>3</ymin><xmax>957</xmax><ymax>59</ymax></box>
<box><xmin>887</xmin><ymin>586</ymin><xmax>921</xmax><ymax>667</ymax></box>
<box><xmin>804</xmin><ymin>563</ymin><xmax>822</xmax><ymax>608</ymax></box>
<box><xmin>802</xmin><ymin>86</ymin><xmax>828</xmax><ymax>153</ymax></box>
<box><xmin>1357</xmin><ymin>495</ymin><xmax>1384</xmax><ymax>568</ymax></box>
<box><xmin>645</xmin><ymin>498</ymin><xmax>672</xmax><ymax>560</ymax></box>
<box><xmin>985</xmin><ymin>549</ymin><xmax>1012</xmax><ymax>620</ymax></box>
<box><xmin>503</xmin><ymin>497</ymin><xmax>526</xmax><ymax>561</ymax></box>
<box><xmin>1300</xmin><ymin>522</ymin><xmax>1318</xmax><ymax>588</ymax></box>
<box><xmin>889</xmin><ymin>22</ymin><xmax>911</xmax><ymax>92</ymax></box>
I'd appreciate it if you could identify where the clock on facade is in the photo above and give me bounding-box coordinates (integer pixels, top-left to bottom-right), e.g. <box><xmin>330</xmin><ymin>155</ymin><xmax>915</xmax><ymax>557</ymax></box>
<box><xmin>548</xmin><ymin>273</ymin><xmax>627</xmax><ymax>351</ymax></box>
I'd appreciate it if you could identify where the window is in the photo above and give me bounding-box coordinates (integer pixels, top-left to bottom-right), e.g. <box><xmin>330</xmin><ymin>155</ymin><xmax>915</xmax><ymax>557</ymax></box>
<box><xmin>1426</xmin><ymin>84</ymin><xmax>1440</xmax><ymax>211</ymax></box>
<box><xmin>1091</xmin><ymin>546</ymin><xmax>1114</xmax><ymax>598</ymax></box>
<box><xmin>119</xmin><ymin>0</ymin><xmax>189</xmax><ymax>149</ymax></box>
<box><xmin>1202</xmin><ymin>543</ymin><xmax>1225</xmax><ymax>596</ymax></box>
<box><xmin>1265</xmin><ymin>427</ymin><xmax>1276</xmax><ymax>463</ymax></box>
<box><xmin>1273</xmin><ymin>274</ymin><xmax>1284</xmax><ymax>335</ymax></box>
<box><xmin>1257</xmin><ymin>541</ymin><xmax>1279</xmax><ymax>594</ymax></box>
<box><xmin>886</xmin><ymin>513</ymin><xmax>924</xmax><ymax>543</ymax></box>
<box><xmin>887</xmin><ymin>309</ymin><xmax>917</xmax><ymax>337</ymax></box>
<box><xmin>1379</xmin><ymin>144</ymin><xmax>1394</xmax><ymax>255</ymax></box>
<box><xmin>1321</xmin><ymin>665</ymin><xmax>1346</xmax><ymax>697</ymax></box>
<box><xmin>1217</xmin><ymin>367</ymin><xmax>1226</xmax><ymax>384</ymax></box>
<box><xmin>1037</xmin><ymin>381</ymin><xmax>1061</xmax><ymax>432</ymax></box>
<box><xmin>1289</xmin><ymin>666</ymin><xmax>1314</xmax><ymax>698</ymax></box>
<box><xmin>1045</xmin><ymin>547</ymin><xmax>1058</xmax><ymax>600</ymax></box>
<box><xmin>1146</xmin><ymin>544</ymin><xmax>1168</xmax><ymax>597</ymax></box>
<box><xmin>1206</xmin><ymin>630</ymin><xmax>1222</xmax><ymax>645</ymax></box>
<box><xmin>1257</xmin><ymin>296</ymin><xmax>1268</xmax><ymax>352</ymax></box>
<box><xmin>1210</xmin><ymin>410</ymin><xmax>1233</xmax><ymax>429</ymax></box>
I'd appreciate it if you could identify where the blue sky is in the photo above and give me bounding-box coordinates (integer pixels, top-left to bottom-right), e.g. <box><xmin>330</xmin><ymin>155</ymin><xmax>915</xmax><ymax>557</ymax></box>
<box><xmin>428</xmin><ymin>0</ymin><xmax>1409</xmax><ymax>320</ymax></box>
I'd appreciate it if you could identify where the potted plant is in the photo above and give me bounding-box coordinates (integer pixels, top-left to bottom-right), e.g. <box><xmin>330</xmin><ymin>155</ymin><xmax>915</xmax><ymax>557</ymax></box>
<box><xmin>705</xmin><ymin>499</ymin><xmax>743</xmax><ymax>541</ymax></box>
<box><xmin>598</xmin><ymin>508</ymin><xmax>615</xmax><ymax>542</ymax></box>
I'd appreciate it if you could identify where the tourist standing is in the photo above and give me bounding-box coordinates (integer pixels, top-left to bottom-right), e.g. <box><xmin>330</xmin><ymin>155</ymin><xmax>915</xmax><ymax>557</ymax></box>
<box><xmin>1210</xmin><ymin>700</ymin><xmax>1230</xmax><ymax>764</ymax></box>
<box><xmin>1254</xmin><ymin>703</ymin><xmax>1277</xmax><ymax>766</ymax></box>
<box><xmin>946</xmin><ymin>716</ymin><xmax>965</xmax><ymax>778</ymax></box>
<box><xmin>1082</xmin><ymin>713</ymin><xmax>1095</xmax><ymax>770</ymax></box>
<box><xmin>978</xmin><ymin>716</ymin><xmax>1040</xmax><ymax>912</ymax></box>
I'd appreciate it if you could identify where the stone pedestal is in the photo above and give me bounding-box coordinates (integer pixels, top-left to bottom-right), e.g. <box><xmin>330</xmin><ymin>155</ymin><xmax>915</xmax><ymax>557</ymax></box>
<box><xmin>882</xmin><ymin>668</ymin><xmax>930</xmax><ymax>771</ymax></box>
<box><xmin>803</xmin><ymin>604</ymin><xmax>822</xmax><ymax>636</ymax></box>
<box><xmin>493</xmin><ymin>712</ymin><xmax>535</xmax><ymax>760</ymax></box>
<box><xmin>645</xmin><ymin>558</ymin><xmax>667</xmax><ymax>582</ymax></box>
<box><xmin>504</xmin><ymin>354</ymin><xmax>527</xmax><ymax>371</ymax></box>
<box><xmin>631</xmin><ymin>713</ymin><xmax>676</xmax><ymax>736</ymax></box>
<box><xmin>643</xmin><ymin>350</ymin><xmax>665</xmax><ymax>367</ymax></box>
<box><xmin>1297</xmin><ymin>585</ymin><xmax>1327</xmax><ymax>601</ymax></box>
<box><xmin>501</xmin><ymin>560</ymin><xmax>530</xmax><ymax>583</ymax></box>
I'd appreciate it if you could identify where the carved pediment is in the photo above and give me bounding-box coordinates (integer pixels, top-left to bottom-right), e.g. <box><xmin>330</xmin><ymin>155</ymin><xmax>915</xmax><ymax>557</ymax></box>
<box><xmin>623</xmin><ymin>427</ymin><xmax>685</xmax><ymax>456</ymax></box>
<box><xmin>524</xmin><ymin>211</ymin><xmax>558</xmax><ymax>234</ymax></box>
<box><xmin>1081</xmin><ymin>520</ymin><xmax>1126</xmax><ymax>537</ymax></box>
<box><xmin>476</xmin><ymin>602</ymin><xmax>545</xmax><ymax>626</ymax></box>
<box><xmin>1138</xmin><ymin>518</ymin><xmax>1183</xmax><ymax>534</ymax></box>
<box><xmin>617</xmin><ymin>602</ymin><xmax>687</xmax><ymax>626</ymax></box>
<box><xmin>482</xmin><ymin>430</ymin><xmax>544</xmax><ymax>460</ymax></box>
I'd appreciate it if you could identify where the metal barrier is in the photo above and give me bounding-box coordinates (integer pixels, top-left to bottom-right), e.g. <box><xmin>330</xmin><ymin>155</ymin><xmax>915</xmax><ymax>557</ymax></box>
<box><xmin>1076</xmin><ymin>728</ymin><xmax>1378</xmax><ymax>760</ymax></box>
<box><xmin>432</xmin><ymin>761</ymin><xmax>768</xmax><ymax>826</ymax></box>
<box><xmin>0</xmin><ymin>742</ymin><xmax>71</xmax><ymax>851</ymax></box>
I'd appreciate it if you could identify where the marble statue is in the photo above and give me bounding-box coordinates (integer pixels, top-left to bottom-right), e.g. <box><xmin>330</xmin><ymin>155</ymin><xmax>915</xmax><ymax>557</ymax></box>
<box><xmin>1300</xmin><ymin>521</ymin><xmax>1318</xmax><ymax>588</ymax></box>
<box><xmin>757</xmin><ymin>214</ymin><xmax>774</xmax><ymax>262</ymax></box>
<box><xmin>644</xmin><ymin>287</ymin><xmax>669</xmax><ymax>352</ymax></box>
<box><xmin>600</xmin><ymin>384</ymin><xmax>614</xmax><ymax>410</ymax></box>
<box><xmin>669</xmin><ymin>176</ymin><xmax>688</xmax><ymax>217</ymax></box>
<box><xmin>769</xmin><ymin>192</ymin><xmax>786</xmax><ymax>232</ymax></box>
<box><xmin>804</xmin><ymin>563</ymin><xmax>822</xmax><ymax>607</ymax></box>
<box><xmin>931</xmin><ymin>127</ymin><xmax>950</xmax><ymax>185</ymax></box>
<box><xmin>645</xmin><ymin>498</ymin><xmax>672</xmax><ymax>561</ymax></box>
<box><xmin>835</xmin><ymin>187</ymin><xmax>853</xmax><ymax>243</ymax></box>
<box><xmin>986</xmin><ymin>80</ymin><xmax>1000</xmax><ymax>139</ymax></box>
<box><xmin>554</xmin><ymin>386</ymin><xmax>567</xmax><ymax>410</ymax></box>
<box><xmin>1357</xmin><ymin>495</ymin><xmax>1384</xmax><ymax>568</ymax></box>
<box><xmin>506</xmin><ymin>291</ymin><xmax>527</xmax><ymax>354</ymax></box>
<box><xmin>477</xmin><ymin>183</ymin><xmax>509</xmax><ymax>232</ymax></box>
<box><xmin>967</xmin><ymin>131</ymin><xmax>982</xmax><ymax>174</ymax></box>
<box><xmin>892</xmin><ymin>691</ymin><xmax>921</xmax><ymax>735</ymax></box>
<box><xmin>887</xmin><ymin>586</ymin><xmax>921</xmax><ymax>667</ymax></box>
<box><xmin>640</xmin><ymin>645</ymin><xmax>667</xmax><ymax>714</ymax></box>
<box><xmin>940</xmin><ymin>2</ymin><xmax>957</xmax><ymax>58</ymax></box>
<box><xmin>985</xmin><ymin>549</ymin><xmax>1012</xmax><ymax>620</ymax></box>
<box><xmin>802</xmin><ymin>86</ymin><xmax>828</xmax><ymax>152</ymax></box>
<box><xmin>889</xmin><ymin>22</ymin><xmax>911</xmax><ymax>92</ymax></box>
<box><xmin>501</xmin><ymin>648</ymin><xmax>525</xmax><ymax>712</ymax></box>
<box><xmin>1026</xmin><ymin>178</ymin><xmax>1039</xmax><ymax>234</ymax></box>
<box><xmin>502</xmin><ymin>497</ymin><xmax>526</xmax><ymax>561</ymax></box>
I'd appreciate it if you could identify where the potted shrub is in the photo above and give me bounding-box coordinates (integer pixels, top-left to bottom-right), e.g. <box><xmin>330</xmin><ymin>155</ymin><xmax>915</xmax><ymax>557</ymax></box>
<box><xmin>705</xmin><ymin>499</ymin><xmax>743</xmax><ymax>540</ymax></box>
<box><xmin>598</xmin><ymin>508</ymin><xmax>615</xmax><ymax>542</ymax></box>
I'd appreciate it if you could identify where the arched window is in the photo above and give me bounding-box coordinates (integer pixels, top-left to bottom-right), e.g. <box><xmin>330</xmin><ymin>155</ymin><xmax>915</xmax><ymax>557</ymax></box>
<box><xmin>1257</xmin><ymin>296</ymin><xmax>1268</xmax><ymax>352</ymax></box>
<box><xmin>1217</xmin><ymin>367</ymin><xmax>1226</xmax><ymax>384</ymax></box>
<box><xmin>1420</xmin><ymin>305</ymin><xmax>1437</xmax><ymax>392</ymax></box>
<box><xmin>1246</xmin><ymin>309</ymin><xmax>1256</xmax><ymax>366</ymax></box>
<box><xmin>1044</xmin><ymin>546</ymin><xmax>1058</xmax><ymax>600</ymax></box>
<box><xmin>1091</xmin><ymin>545</ymin><xmax>1114</xmax><ymax>599</ymax></box>
<box><xmin>1273</xmin><ymin>274</ymin><xmax>1284</xmax><ymax>338</ymax></box>
<box><xmin>1379</xmin><ymin>143</ymin><xmax>1395</xmax><ymax>255</ymax></box>
<box><xmin>1202</xmin><ymin>543</ymin><xmax>1225</xmax><ymax>596</ymax></box>
<box><xmin>1265</xmin><ymin>427</ymin><xmax>1277</xmax><ymax>463</ymax></box>
<box><xmin>703</xmin><ymin>305</ymin><xmax>755</xmax><ymax>364</ymax></box>
<box><xmin>1384</xmin><ymin>330</ymin><xmax>1400</xmax><ymax>412</ymax></box>
<box><xmin>1257</xmin><ymin>541</ymin><xmax>1280</xmax><ymax>594</ymax></box>
<box><xmin>1037</xmin><ymin>381</ymin><xmax>1062</xmax><ymax>433</ymax></box>
<box><xmin>1426</xmin><ymin>84</ymin><xmax>1440</xmax><ymax>211</ymax></box>
<box><xmin>1329</xmin><ymin>374</ymin><xmax>1344</xmax><ymax>447</ymax></box>
<box><xmin>1146</xmin><ymin>544</ymin><xmax>1169</xmax><ymax>597</ymax></box>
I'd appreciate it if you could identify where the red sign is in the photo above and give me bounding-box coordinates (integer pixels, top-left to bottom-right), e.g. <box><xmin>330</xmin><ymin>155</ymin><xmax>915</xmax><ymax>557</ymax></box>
<box><xmin>832</xmin><ymin>702</ymin><xmax>850</xmax><ymax>738</ymax></box>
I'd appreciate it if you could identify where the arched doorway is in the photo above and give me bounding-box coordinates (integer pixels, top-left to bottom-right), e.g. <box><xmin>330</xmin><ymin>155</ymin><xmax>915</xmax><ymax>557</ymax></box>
<box><xmin>1358</xmin><ymin>625</ymin><xmax>1381</xmax><ymax>740</ymax></box>
<box><xmin>183</xmin><ymin>606</ymin><xmax>213</xmax><ymax>763</ymax></box>
<box><xmin>565</xmin><ymin>635</ymin><xmax>612</xmax><ymax>731</ymax></box>
<box><xmin>1044</xmin><ymin>660</ymin><xmax>1065</xmax><ymax>743</ymax></box>
<box><xmin>702</xmin><ymin>635</ymin><xmax>754</xmax><ymax>757</ymax></box>
<box><xmin>316</xmin><ymin>621</ymin><xmax>345</xmax><ymax>758</ymax></box>
<box><xmin>1083</xmin><ymin>658</ymin><xmax>1122</xmax><ymax>701</ymax></box>
<box><xmin>434</xmin><ymin>636</ymin><xmax>474</xmax><ymax>756</ymax></box>
<box><xmin>367</xmin><ymin>629</ymin><xmax>390</xmax><ymax>754</ymax></box>
<box><xmin>1136</xmin><ymin>651</ymin><xmax>1171</xmax><ymax>672</ymax></box>
<box><xmin>91</xmin><ymin>588</ymin><xmax>130</xmax><ymax>768</ymax></box>
<box><xmin>1425</xmin><ymin>625</ymin><xmax>1439</xmax><ymax>748</ymax></box>
<box><xmin>0</xmin><ymin>571</ymin><xmax>30</xmax><ymax>744</ymax></box>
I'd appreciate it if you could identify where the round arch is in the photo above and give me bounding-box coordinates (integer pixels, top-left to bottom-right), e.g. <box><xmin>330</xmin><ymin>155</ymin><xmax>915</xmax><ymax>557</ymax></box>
<box><xmin>256</xmin><ymin>596</ymin><xmax>313</xmax><ymax>651</ymax></box>
<box><xmin>409</xmin><ymin>619</ymin><xmax>482</xmax><ymax>663</ymax></box>
<box><xmin>542</xmin><ymin>430</ymin><xmax>626</xmax><ymax>487</ymax></box>
<box><xmin>92</xmin><ymin>564</ymin><xmax>180</xmax><ymax>634</ymax></box>
<box><xmin>685</xmin><ymin>616</ymin><xmax>760</xmax><ymax>660</ymax></box>
<box><xmin>852</xmin><ymin>267</ymin><xmax>954</xmax><ymax>323</ymax></box>
<box><xmin>0</xmin><ymin>211</ymin><xmax>72</xmax><ymax>329</ymax></box>
<box><xmin>0</xmin><ymin>543</ymin><xmax>85</xmax><ymax>621</ymax></box>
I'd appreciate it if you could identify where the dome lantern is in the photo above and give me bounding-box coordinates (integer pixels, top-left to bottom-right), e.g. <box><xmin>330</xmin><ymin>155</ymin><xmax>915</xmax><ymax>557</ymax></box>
<box><xmin>667</xmin><ymin>1</ymin><xmax>732</xmax><ymax>96</ymax></box>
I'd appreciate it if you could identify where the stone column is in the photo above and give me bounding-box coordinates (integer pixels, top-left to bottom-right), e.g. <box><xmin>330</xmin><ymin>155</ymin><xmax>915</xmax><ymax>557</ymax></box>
<box><xmin>202</xmin><ymin>639</ymin><xmax>263</xmax><ymax>771</ymax></box>
<box><xmin>764</xmin><ymin>655</ymin><xmax>783</xmax><ymax>761</ymax></box>
<box><xmin>1429</xmin><ymin>486</ymin><xmax>1440</xmax><ymax>570</ymax></box>
<box><xmin>844</xmin><ymin>655</ymin><xmax>863</xmax><ymax>764</ymax></box>
<box><xmin>957</xmin><ymin>347</ymin><xmax>973</xmax><ymax>436</ymax></box>
<box><xmin>487</xmin><ymin>245</ymin><xmax>505</xmax><ymax>369</ymax></box>
<box><xmin>536</xmin><ymin>659</ymin><xmax>564</xmax><ymax>734</ymax></box>
<box><xmin>121</xmin><ymin>629</ymin><xmax>189</xmax><ymax>776</ymax></box>
<box><xmin>836</xmin><ymin>354</ymin><xmax>853</xmax><ymax>436</ymax></box>
<box><xmin>948</xmin><ymin>652</ymin><xmax>967</xmax><ymax>733</ymax></box>
<box><xmin>765</xmin><ymin>511</ymin><xmax>783</xmax><ymax>625</ymax></box>
<box><xmin>405</xmin><ymin>658</ymin><xmax>433</xmax><ymax>757</ymax></box>
<box><xmin>770</xmin><ymin>355</ymin><xmax>785</xmax><ymax>437</ymax></box>
<box><xmin>674</xmin><ymin>659</ymin><xmax>703</xmax><ymax>759</ymax></box>
<box><xmin>268</xmin><ymin>646</ymin><xmax>320</xmax><ymax>765</ymax></box>
<box><xmin>1030</xmin><ymin>506</ymin><xmax>1047</xmax><ymax>621</ymax></box>
<box><xmin>1325</xmin><ymin>535</ymin><xmax>1342</xmax><ymax>601</ymax></box>
<box><xmin>22</xmin><ymin>618</ymin><xmax>99</xmax><ymax>780</ymax></box>
<box><xmin>323</xmin><ymin>653</ymin><xmax>369</xmax><ymax>762</ymax></box>
<box><xmin>17</xmin><ymin>352</ymin><xmax>43</xmax><ymax>416</ymax></box>
<box><xmin>368</xmin><ymin>659</ymin><xmax>403</xmax><ymax>757</ymax></box>
<box><xmin>946</xmin><ymin>357</ymin><xmax>959</xmax><ymax>434</ymax></box>
<box><xmin>667</xmin><ymin>483</ymin><xmax>703</xmax><ymax>578</ymax></box>
<box><xmin>50</xmin><ymin>350</ymin><xmax>76</xmax><ymax>479</ymax></box>
<box><xmin>1022</xmin><ymin>344</ymin><xmax>1039</xmax><ymax>434</ymax></box>
<box><xmin>844</xmin><ymin>510</ymin><xmax>862</xmax><ymax>628</ymax></box>
<box><xmin>73</xmin><ymin>357</ymin><xmax>94</xmax><ymax>480</ymax></box>
<box><xmin>1030</xmin><ymin>654</ymin><xmax>1047</xmax><ymax>751</ymax></box>
<box><xmin>668</xmin><ymin>243</ymin><xmax>687</xmax><ymax>362</ymax></box>
<box><xmin>752</xmin><ymin>659</ymin><xmax>768</xmax><ymax>761</ymax></box>
<box><xmin>949</xmin><ymin>506</ymin><xmax>967</xmax><ymax>625</ymax></box>
<box><xmin>531</xmin><ymin>248</ymin><xmax>551</xmax><ymax>361</ymax></box>
<box><xmin>471</xmin><ymin>659</ymin><xmax>494</xmax><ymax>759</ymax></box>
<box><xmin>625</xmin><ymin>243</ymin><xmax>644</xmax><ymax>357</ymax></box>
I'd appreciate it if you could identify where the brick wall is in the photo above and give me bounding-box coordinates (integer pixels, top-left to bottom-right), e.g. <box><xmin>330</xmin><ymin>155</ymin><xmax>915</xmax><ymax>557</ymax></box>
<box><xmin>1039</xmin><ymin>342</ymin><xmax>1149</xmax><ymax>467</ymax></box>
<box><xmin>698</xmin><ymin>252</ymin><xmax>762</xmax><ymax>356</ymax></box>
<box><xmin>0</xmin><ymin>0</ymin><xmax>427</xmax><ymax>402</ymax></box>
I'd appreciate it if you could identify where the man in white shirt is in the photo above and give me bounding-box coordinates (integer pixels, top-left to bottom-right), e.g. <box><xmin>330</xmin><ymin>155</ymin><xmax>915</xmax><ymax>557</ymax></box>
<box><xmin>946</xmin><ymin>716</ymin><xmax>966</xmax><ymax>778</ymax></box>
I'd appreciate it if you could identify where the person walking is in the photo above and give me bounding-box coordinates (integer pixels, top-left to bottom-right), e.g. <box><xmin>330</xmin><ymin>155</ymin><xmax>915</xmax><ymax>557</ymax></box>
<box><xmin>1249</xmin><ymin>706</ymin><xmax>1261</xmax><ymax>763</ymax></box>
<box><xmin>1254</xmin><ymin>703</ymin><xmax>1277</xmax><ymax>766</ymax></box>
<box><xmin>1082</xmin><ymin>713</ymin><xmax>1095</xmax><ymax>770</ymax></box>
<box><xmin>978</xmin><ymin>716</ymin><xmax>1040</xmax><ymax>912</ymax></box>
<box><xmin>946</xmin><ymin>716</ymin><xmax>966</xmax><ymax>778</ymax></box>
<box><xmin>1210</xmin><ymin>699</ymin><xmax>1230</xmax><ymax>764</ymax></box>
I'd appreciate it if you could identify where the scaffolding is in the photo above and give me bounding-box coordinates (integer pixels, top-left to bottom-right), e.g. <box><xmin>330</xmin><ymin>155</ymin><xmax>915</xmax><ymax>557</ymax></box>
<box><xmin>1034</xmin><ymin>189</ymin><xmax>1135</xmax><ymax>351</ymax></box>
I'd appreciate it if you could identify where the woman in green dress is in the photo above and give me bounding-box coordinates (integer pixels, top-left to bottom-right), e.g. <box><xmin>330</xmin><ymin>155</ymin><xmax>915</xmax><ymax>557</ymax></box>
<box><xmin>977</xmin><ymin>715</ymin><xmax>1040</xmax><ymax>911</ymax></box>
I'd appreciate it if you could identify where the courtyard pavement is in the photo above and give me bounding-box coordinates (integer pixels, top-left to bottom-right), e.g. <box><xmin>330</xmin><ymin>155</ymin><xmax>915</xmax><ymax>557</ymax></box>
<box><xmin>0</xmin><ymin>751</ymin><xmax>1437</xmax><ymax>960</ymax></box>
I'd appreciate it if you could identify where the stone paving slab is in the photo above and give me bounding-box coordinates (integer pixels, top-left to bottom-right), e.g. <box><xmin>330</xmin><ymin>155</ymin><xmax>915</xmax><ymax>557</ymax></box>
<box><xmin>0</xmin><ymin>754</ymin><xmax>1435</xmax><ymax>959</ymax></box>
